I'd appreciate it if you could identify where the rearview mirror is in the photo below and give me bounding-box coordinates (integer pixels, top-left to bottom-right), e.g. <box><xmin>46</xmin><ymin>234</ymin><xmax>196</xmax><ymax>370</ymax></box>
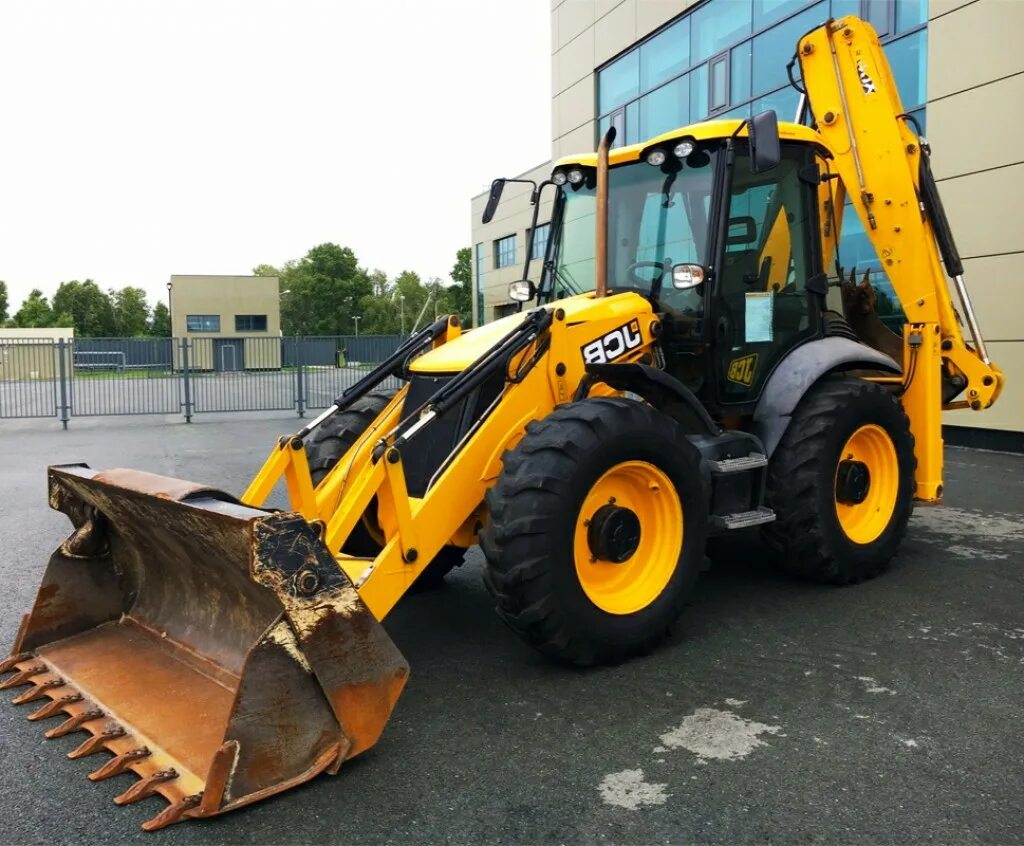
<box><xmin>482</xmin><ymin>178</ymin><xmax>506</xmax><ymax>224</ymax></box>
<box><xmin>508</xmin><ymin>279</ymin><xmax>537</xmax><ymax>302</ymax></box>
<box><xmin>671</xmin><ymin>264</ymin><xmax>706</xmax><ymax>290</ymax></box>
<box><xmin>749</xmin><ymin>109</ymin><xmax>781</xmax><ymax>173</ymax></box>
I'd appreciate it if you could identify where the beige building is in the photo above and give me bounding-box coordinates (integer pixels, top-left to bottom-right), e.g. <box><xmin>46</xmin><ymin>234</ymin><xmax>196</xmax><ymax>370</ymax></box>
<box><xmin>169</xmin><ymin>275</ymin><xmax>282</xmax><ymax>371</ymax></box>
<box><xmin>471</xmin><ymin>0</ymin><xmax>1022</xmax><ymax>445</ymax></box>
<box><xmin>0</xmin><ymin>327</ymin><xmax>74</xmax><ymax>380</ymax></box>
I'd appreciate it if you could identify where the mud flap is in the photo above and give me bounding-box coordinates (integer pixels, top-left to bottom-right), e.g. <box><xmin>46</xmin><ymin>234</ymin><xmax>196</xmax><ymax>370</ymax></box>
<box><xmin>1</xmin><ymin>465</ymin><xmax>408</xmax><ymax>831</ymax></box>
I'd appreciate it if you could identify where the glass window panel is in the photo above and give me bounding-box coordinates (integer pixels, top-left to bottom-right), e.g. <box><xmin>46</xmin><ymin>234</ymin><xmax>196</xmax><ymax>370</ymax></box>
<box><xmin>753</xmin><ymin>0</ymin><xmax>813</xmax><ymax>28</ymax></box>
<box><xmin>731</xmin><ymin>42</ymin><xmax>752</xmax><ymax>104</ymax></box>
<box><xmin>895</xmin><ymin>0</ymin><xmax>927</xmax><ymax>32</ymax></box>
<box><xmin>610</xmin><ymin>108</ymin><xmax>626</xmax><ymax>147</ymax></box>
<box><xmin>186</xmin><ymin>314</ymin><xmax>220</xmax><ymax>332</ymax></box>
<box><xmin>751</xmin><ymin>1</ymin><xmax>825</xmax><ymax>95</ymax></box>
<box><xmin>888</xmin><ymin>30</ymin><xmax>927</xmax><ymax>108</ymax></box>
<box><xmin>691</xmin><ymin>0</ymin><xmax>753</xmax><ymax>65</ymax></box>
<box><xmin>626</xmin><ymin>100</ymin><xmax>641</xmax><ymax>144</ymax></box>
<box><xmin>752</xmin><ymin>85</ymin><xmax>800</xmax><ymax>120</ymax></box>
<box><xmin>494</xmin><ymin>235</ymin><xmax>517</xmax><ymax>269</ymax></box>
<box><xmin>640</xmin><ymin>75</ymin><xmax>689</xmax><ymax>139</ymax></box>
<box><xmin>690</xmin><ymin>63</ymin><xmax>709</xmax><ymax>121</ymax></box>
<box><xmin>598</xmin><ymin>113</ymin><xmax>611</xmax><ymax>146</ymax></box>
<box><xmin>710</xmin><ymin>54</ymin><xmax>729</xmax><ymax>111</ymax></box>
<box><xmin>530</xmin><ymin>223</ymin><xmax>551</xmax><ymax>261</ymax></box>
<box><xmin>640</xmin><ymin>18</ymin><xmax>690</xmax><ymax>92</ymax></box>
<box><xmin>865</xmin><ymin>0</ymin><xmax>891</xmax><ymax>35</ymax></box>
<box><xmin>830</xmin><ymin>0</ymin><xmax>860</xmax><ymax>18</ymax></box>
<box><xmin>598</xmin><ymin>51</ymin><xmax>640</xmax><ymax>114</ymax></box>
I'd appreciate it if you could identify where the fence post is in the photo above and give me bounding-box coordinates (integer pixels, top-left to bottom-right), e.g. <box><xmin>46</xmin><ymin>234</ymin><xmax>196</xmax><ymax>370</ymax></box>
<box><xmin>56</xmin><ymin>338</ymin><xmax>70</xmax><ymax>430</ymax></box>
<box><xmin>295</xmin><ymin>337</ymin><xmax>306</xmax><ymax>418</ymax></box>
<box><xmin>180</xmin><ymin>338</ymin><xmax>193</xmax><ymax>423</ymax></box>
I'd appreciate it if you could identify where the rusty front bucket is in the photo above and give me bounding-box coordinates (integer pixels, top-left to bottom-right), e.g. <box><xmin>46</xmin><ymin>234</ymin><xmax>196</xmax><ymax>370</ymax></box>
<box><xmin>2</xmin><ymin>465</ymin><xmax>408</xmax><ymax>831</ymax></box>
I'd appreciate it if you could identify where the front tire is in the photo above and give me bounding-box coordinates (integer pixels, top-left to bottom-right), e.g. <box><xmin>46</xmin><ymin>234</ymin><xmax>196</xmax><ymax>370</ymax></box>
<box><xmin>481</xmin><ymin>398</ymin><xmax>709</xmax><ymax>666</ymax></box>
<box><xmin>306</xmin><ymin>390</ymin><xmax>465</xmax><ymax>585</ymax></box>
<box><xmin>762</xmin><ymin>377</ymin><xmax>915</xmax><ymax>584</ymax></box>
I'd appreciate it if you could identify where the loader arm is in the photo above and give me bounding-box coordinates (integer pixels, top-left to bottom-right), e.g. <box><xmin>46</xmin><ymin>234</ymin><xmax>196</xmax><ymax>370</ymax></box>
<box><xmin>797</xmin><ymin>16</ymin><xmax>1004</xmax><ymax>501</ymax></box>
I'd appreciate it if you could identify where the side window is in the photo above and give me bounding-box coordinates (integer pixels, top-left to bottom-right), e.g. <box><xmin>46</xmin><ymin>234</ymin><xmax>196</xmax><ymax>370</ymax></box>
<box><xmin>715</xmin><ymin>145</ymin><xmax>819</xmax><ymax>403</ymax></box>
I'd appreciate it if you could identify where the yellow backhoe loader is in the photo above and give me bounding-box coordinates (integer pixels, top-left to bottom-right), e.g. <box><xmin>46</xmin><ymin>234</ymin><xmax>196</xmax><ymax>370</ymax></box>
<box><xmin>1</xmin><ymin>16</ymin><xmax>1003</xmax><ymax>831</ymax></box>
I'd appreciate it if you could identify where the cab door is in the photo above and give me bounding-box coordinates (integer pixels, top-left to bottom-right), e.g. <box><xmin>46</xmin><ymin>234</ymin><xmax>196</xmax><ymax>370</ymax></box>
<box><xmin>711</xmin><ymin>142</ymin><xmax>824</xmax><ymax>405</ymax></box>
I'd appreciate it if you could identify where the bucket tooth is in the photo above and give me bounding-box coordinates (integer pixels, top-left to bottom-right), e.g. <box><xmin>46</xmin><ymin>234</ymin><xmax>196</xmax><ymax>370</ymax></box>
<box><xmin>68</xmin><ymin>724</ymin><xmax>126</xmax><ymax>759</ymax></box>
<box><xmin>88</xmin><ymin>747</ymin><xmax>151</xmax><ymax>782</ymax></box>
<box><xmin>0</xmin><ymin>664</ymin><xmax>46</xmax><ymax>690</ymax></box>
<box><xmin>142</xmin><ymin>793</ymin><xmax>203</xmax><ymax>832</ymax></box>
<box><xmin>28</xmin><ymin>693</ymin><xmax>82</xmax><ymax>721</ymax></box>
<box><xmin>11</xmin><ymin>678</ymin><xmax>64</xmax><ymax>705</ymax></box>
<box><xmin>45</xmin><ymin>708</ymin><xmax>103</xmax><ymax>739</ymax></box>
<box><xmin>114</xmin><ymin>769</ymin><xmax>178</xmax><ymax>806</ymax></box>
<box><xmin>0</xmin><ymin>653</ymin><xmax>31</xmax><ymax>674</ymax></box>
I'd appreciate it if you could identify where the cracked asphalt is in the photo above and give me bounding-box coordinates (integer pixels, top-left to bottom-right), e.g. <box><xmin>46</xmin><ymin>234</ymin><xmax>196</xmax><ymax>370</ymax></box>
<box><xmin>0</xmin><ymin>413</ymin><xmax>1021</xmax><ymax>845</ymax></box>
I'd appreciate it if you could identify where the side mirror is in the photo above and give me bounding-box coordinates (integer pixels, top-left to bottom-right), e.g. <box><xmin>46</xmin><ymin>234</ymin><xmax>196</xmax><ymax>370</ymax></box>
<box><xmin>508</xmin><ymin>279</ymin><xmax>537</xmax><ymax>302</ymax></box>
<box><xmin>749</xmin><ymin>109</ymin><xmax>781</xmax><ymax>173</ymax></box>
<box><xmin>671</xmin><ymin>264</ymin><xmax>706</xmax><ymax>290</ymax></box>
<box><xmin>482</xmin><ymin>178</ymin><xmax>506</xmax><ymax>224</ymax></box>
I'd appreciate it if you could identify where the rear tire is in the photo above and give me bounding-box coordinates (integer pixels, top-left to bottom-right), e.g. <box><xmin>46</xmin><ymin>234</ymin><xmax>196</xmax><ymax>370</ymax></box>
<box><xmin>762</xmin><ymin>377</ymin><xmax>915</xmax><ymax>584</ymax></box>
<box><xmin>306</xmin><ymin>390</ymin><xmax>465</xmax><ymax>586</ymax></box>
<box><xmin>481</xmin><ymin>398</ymin><xmax>709</xmax><ymax>666</ymax></box>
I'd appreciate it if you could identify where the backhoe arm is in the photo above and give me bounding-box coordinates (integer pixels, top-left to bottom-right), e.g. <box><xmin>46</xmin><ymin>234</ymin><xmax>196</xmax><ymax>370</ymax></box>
<box><xmin>797</xmin><ymin>15</ymin><xmax>1004</xmax><ymax>501</ymax></box>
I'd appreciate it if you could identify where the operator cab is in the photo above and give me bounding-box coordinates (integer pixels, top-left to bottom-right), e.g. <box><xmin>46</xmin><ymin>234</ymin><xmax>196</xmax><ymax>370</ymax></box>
<box><xmin>524</xmin><ymin>113</ymin><xmax>830</xmax><ymax>413</ymax></box>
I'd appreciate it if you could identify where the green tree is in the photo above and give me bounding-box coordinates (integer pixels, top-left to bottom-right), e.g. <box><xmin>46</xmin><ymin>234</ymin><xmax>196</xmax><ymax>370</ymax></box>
<box><xmin>273</xmin><ymin>244</ymin><xmax>372</xmax><ymax>336</ymax></box>
<box><xmin>52</xmin><ymin>280</ymin><xmax>116</xmax><ymax>337</ymax></box>
<box><xmin>149</xmin><ymin>301</ymin><xmax>170</xmax><ymax>336</ymax></box>
<box><xmin>443</xmin><ymin>247</ymin><xmax>473</xmax><ymax>327</ymax></box>
<box><xmin>111</xmin><ymin>286</ymin><xmax>150</xmax><ymax>336</ymax></box>
<box><xmin>11</xmin><ymin>289</ymin><xmax>54</xmax><ymax>328</ymax></box>
<box><xmin>0</xmin><ymin>280</ymin><xmax>8</xmax><ymax>324</ymax></box>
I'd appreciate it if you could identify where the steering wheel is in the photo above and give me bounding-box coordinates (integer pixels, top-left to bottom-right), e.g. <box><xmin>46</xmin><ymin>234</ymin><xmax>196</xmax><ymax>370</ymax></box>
<box><xmin>625</xmin><ymin>261</ymin><xmax>667</xmax><ymax>288</ymax></box>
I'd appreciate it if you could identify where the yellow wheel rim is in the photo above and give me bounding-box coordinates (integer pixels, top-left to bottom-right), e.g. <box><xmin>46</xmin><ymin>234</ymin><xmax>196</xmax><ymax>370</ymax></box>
<box><xmin>834</xmin><ymin>424</ymin><xmax>899</xmax><ymax>545</ymax></box>
<box><xmin>573</xmin><ymin>461</ymin><xmax>683</xmax><ymax>615</ymax></box>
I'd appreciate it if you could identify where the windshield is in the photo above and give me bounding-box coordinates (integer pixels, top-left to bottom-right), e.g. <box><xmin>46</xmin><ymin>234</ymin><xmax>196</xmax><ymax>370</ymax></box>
<box><xmin>548</xmin><ymin>147</ymin><xmax>717</xmax><ymax>315</ymax></box>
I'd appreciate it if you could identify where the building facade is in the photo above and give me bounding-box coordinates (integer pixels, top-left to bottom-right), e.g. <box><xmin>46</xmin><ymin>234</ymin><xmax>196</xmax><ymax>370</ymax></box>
<box><xmin>471</xmin><ymin>0</ymin><xmax>1022</xmax><ymax>441</ymax></box>
<box><xmin>168</xmin><ymin>274</ymin><xmax>282</xmax><ymax>371</ymax></box>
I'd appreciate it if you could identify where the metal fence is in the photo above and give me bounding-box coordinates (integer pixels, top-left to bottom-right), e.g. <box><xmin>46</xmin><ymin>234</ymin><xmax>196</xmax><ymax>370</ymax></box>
<box><xmin>0</xmin><ymin>335</ymin><xmax>405</xmax><ymax>426</ymax></box>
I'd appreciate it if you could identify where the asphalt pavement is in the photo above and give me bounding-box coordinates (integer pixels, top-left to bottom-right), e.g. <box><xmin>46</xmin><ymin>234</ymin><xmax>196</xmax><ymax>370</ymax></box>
<box><xmin>0</xmin><ymin>413</ymin><xmax>1021</xmax><ymax>845</ymax></box>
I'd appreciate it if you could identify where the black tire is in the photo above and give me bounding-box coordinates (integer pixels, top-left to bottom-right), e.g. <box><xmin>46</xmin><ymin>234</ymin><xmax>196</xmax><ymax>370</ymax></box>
<box><xmin>762</xmin><ymin>377</ymin><xmax>915</xmax><ymax>584</ymax></box>
<box><xmin>306</xmin><ymin>389</ymin><xmax>465</xmax><ymax>585</ymax></box>
<box><xmin>480</xmin><ymin>398</ymin><xmax>709</xmax><ymax>666</ymax></box>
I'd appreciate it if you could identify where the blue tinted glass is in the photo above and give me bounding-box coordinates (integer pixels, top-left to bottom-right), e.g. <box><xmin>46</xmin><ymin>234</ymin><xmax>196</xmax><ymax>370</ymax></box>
<box><xmin>865</xmin><ymin>0</ymin><xmax>890</xmax><ymax>35</ymax></box>
<box><xmin>752</xmin><ymin>85</ymin><xmax>800</xmax><ymax>120</ymax></box>
<box><xmin>598</xmin><ymin>113</ymin><xmax>611</xmax><ymax>145</ymax></box>
<box><xmin>640</xmin><ymin>18</ymin><xmax>689</xmax><ymax>92</ymax></box>
<box><xmin>710</xmin><ymin>55</ymin><xmax>728</xmax><ymax>111</ymax></box>
<box><xmin>692</xmin><ymin>0</ymin><xmax>753</xmax><ymax>65</ymax></box>
<box><xmin>888</xmin><ymin>30</ymin><xmax>927</xmax><ymax>108</ymax></box>
<box><xmin>731</xmin><ymin>42</ymin><xmax>752</xmax><ymax>103</ymax></box>
<box><xmin>830</xmin><ymin>0</ymin><xmax>859</xmax><ymax>18</ymax></box>
<box><xmin>690</xmin><ymin>63</ymin><xmax>709</xmax><ymax>121</ymax></box>
<box><xmin>598</xmin><ymin>51</ymin><xmax>639</xmax><ymax>114</ymax></box>
<box><xmin>640</xmin><ymin>75</ymin><xmax>689</xmax><ymax>139</ymax></box>
<box><xmin>895</xmin><ymin>0</ymin><xmax>927</xmax><ymax>32</ymax></box>
<box><xmin>626</xmin><ymin>100</ymin><xmax>640</xmax><ymax>144</ymax></box>
<box><xmin>531</xmin><ymin>224</ymin><xmax>550</xmax><ymax>260</ymax></box>
<box><xmin>837</xmin><ymin>203</ymin><xmax>904</xmax><ymax>321</ymax></box>
<box><xmin>752</xmin><ymin>2</ymin><xmax>825</xmax><ymax>95</ymax></box>
<box><xmin>754</xmin><ymin>0</ymin><xmax>813</xmax><ymax>28</ymax></box>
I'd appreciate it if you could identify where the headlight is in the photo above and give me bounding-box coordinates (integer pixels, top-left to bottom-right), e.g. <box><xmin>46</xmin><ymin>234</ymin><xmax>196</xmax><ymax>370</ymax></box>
<box><xmin>674</xmin><ymin>139</ymin><xmax>696</xmax><ymax>158</ymax></box>
<box><xmin>646</xmin><ymin>149</ymin><xmax>667</xmax><ymax>166</ymax></box>
<box><xmin>567</xmin><ymin>168</ymin><xmax>584</xmax><ymax>184</ymax></box>
<box><xmin>551</xmin><ymin>170</ymin><xmax>568</xmax><ymax>185</ymax></box>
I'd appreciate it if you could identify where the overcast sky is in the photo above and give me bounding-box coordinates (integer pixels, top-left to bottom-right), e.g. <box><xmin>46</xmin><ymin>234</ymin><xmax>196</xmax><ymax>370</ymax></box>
<box><xmin>0</xmin><ymin>0</ymin><xmax>551</xmax><ymax>312</ymax></box>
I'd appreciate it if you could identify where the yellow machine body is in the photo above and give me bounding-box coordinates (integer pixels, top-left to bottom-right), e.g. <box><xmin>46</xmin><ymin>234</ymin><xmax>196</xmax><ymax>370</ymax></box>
<box><xmin>1</xmin><ymin>15</ymin><xmax>1002</xmax><ymax>833</ymax></box>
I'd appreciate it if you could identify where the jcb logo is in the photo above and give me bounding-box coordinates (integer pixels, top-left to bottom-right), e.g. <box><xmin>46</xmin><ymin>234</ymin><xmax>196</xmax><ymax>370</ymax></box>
<box><xmin>581</xmin><ymin>319</ymin><xmax>643</xmax><ymax>365</ymax></box>
<box><xmin>727</xmin><ymin>353</ymin><xmax>758</xmax><ymax>386</ymax></box>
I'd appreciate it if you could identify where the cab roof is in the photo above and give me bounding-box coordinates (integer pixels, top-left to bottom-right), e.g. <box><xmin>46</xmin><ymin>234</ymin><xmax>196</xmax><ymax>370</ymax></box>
<box><xmin>553</xmin><ymin>118</ymin><xmax>827</xmax><ymax>169</ymax></box>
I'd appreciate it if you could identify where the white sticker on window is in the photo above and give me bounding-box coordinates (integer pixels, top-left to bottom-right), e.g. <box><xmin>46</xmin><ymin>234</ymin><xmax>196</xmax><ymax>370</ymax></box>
<box><xmin>744</xmin><ymin>292</ymin><xmax>774</xmax><ymax>343</ymax></box>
